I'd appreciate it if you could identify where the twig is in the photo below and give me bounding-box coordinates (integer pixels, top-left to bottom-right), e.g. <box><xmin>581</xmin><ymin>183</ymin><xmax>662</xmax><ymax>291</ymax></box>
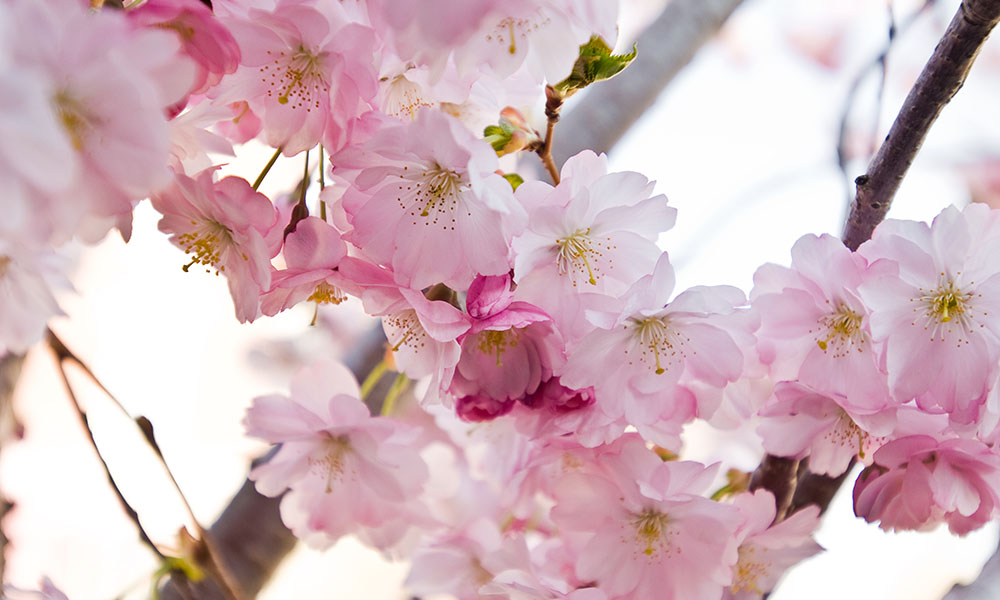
<box><xmin>251</xmin><ymin>147</ymin><xmax>282</xmax><ymax>192</ymax></box>
<box><xmin>535</xmin><ymin>87</ymin><xmax>563</xmax><ymax>185</ymax></box>
<box><xmin>836</xmin><ymin>0</ymin><xmax>936</xmax><ymax>204</ymax></box>
<box><xmin>842</xmin><ymin>0</ymin><xmax>1000</xmax><ymax>251</ymax></box>
<box><xmin>47</xmin><ymin>341</ymin><xmax>168</xmax><ymax>564</ymax></box>
<box><xmin>47</xmin><ymin>330</ymin><xmax>243</xmax><ymax>600</ymax></box>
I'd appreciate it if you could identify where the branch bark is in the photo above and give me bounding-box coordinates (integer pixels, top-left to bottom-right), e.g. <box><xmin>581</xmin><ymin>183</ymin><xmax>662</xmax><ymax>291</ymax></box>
<box><xmin>842</xmin><ymin>0</ymin><xmax>1000</xmax><ymax>251</ymax></box>
<box><xmin>551</xmin><ymin>0</ymin><xmax>746</xmax><ymax>166</ymax></box>
<box><xmin>159</xmin><ymin>325</ymin><xmax>388</xmax><ymax>599</ymax></box>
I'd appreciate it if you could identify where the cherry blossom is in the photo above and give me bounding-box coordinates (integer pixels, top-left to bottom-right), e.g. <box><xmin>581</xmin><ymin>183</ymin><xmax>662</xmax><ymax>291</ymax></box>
<box><xmin>859</xmin><ymin>204</ymin><xmax>1000</xmax><ymax>423</ymax></box>
<box><xmin>853</xmin><ymin>434</ymin><xmax>1000</xmax><ymax>535</ymax></box>
<box><xmin>725</xmin><ymin>490</ymin><xmax>822</xmax><ymax>599</ymax></box>
<box><xmin>512</xmin><ymin>150</ymin><xmax>676</xmax><ymax>338</ymax></box>
<box><xmin>751</xmin><ymin>233</ymin><xmax>890</xmax><ymax>411</ymax></box>
<box><xmin>550</xmin><ymin>436</ymin><xmax>741</xmax><ymax>599</ymax></box>
<box><xmin>260</xmin><ymin>216</ymin><xmax>356</xmax><ymax>316</ymax></box>
<box><xmin>336</xmin><ymin>109</ymin><xmax>526</xmax><ymax>290</ymax></box>
<box><xmin>245</xmin><ymin>360</ymin><xmax>430</xmax><ymax>550</ymax></box>
<box><xmin>757</xmin><ymin>382</ymin><xmax>892</xmax><ymax>476</ymax></box>
<box><xmin>0</xmin><ymin>239</ymin><xmax>68</xmax><ymax>355</ymax></box>
<box><xmin>151</xmin><ymin>169</ymin><xmax>280</xmax><ymax>323</ymax></box>
<box><xmin>219</xmin><ymin>0</ymin><xmax>378</xmax><ymax>155</ymax></box>
<box><xmin>560</xmin><ymin>254</ymin><xmax>745</xmax><ymax>439</ymax></box>
<box><xmin>449</xmin><ymin>274</ymin><xmax>564</xmax><ymax>405</ymax></box>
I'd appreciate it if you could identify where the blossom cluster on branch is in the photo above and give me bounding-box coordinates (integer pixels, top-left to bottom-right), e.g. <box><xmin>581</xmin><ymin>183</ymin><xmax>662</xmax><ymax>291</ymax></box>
<box><xmin>3</xmin><ymin>0</ymin><xmax>1000</xmax><ymax>598</ymax></box>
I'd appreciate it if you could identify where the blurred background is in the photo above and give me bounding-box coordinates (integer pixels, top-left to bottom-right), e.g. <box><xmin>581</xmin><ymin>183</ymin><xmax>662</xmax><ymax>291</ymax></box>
<box><xmin>4</xmin><ymin>0</ymin><xmax>1000</xmax><ymax>598</ymax></box>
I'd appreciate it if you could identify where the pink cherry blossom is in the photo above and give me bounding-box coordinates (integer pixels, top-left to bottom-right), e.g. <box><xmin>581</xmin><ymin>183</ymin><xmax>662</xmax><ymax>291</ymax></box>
<box><xmin>151</xmin><ymin>169</ymin><xmax>279</xmax><ymax>323</ymax></box>
<box><xmin>757</xmin><ymin>382</ymin><xmax>892</xmax><ymax>477</ymax></box>
<box><xmin>406</xmin><ymin>518</ymin><xmax>532</xmax><ymax>599</ymax></box>
<box><xmin>853</xmin><ymin>434</ymin><xmax>1000</xmax><ymax>535</ymax></box>
<box><xmin>10</xmin><ymin>0</ymin><xmax>196</xmax><ymax>240</ymax></box>
<box><xmin>550</xmin><ymin>436</ymin><xmax>741</xmax><ymax>600</ymax></box>
<box><xmin>245</xmin><ymin>360</ymin><xmax>429</xmax><ymax>550</ymax></box>
<box><xmin>751</xmin><ymin>233</ymin><xmax>890</xmax><ymax>412</ymax></box>
<box><xmin>858</xmin><ymin>204</ymin><xmax>1000</xmax><ymax>423</ymax></box>
<box><xmin>127</xmin><ymin>0</ymin><xmax>241</xmax><ymax>100</ymax></box>
<box><xmin>560</xmin><ymin>255</ymin><xmax>746</xmax><ymax>440</ymax></box>
<box><xmin>260</xmin><ymin>216</ymin><xmax>358</xmax><ymax>316</ymax></box>
<box><xmin>218</xmin><ymin>0</ymin><xmax>378</xmax><ymax>155</ymax></box>
<box><xmin>335</xmin><ymin>109</ymin><xmax>526</xmax><ymax>290</ymax></box>
<box><xmin>725</xmin><ymin>490</ymin><xmax>822</xmax><ymax>599</ymax></box>
<box><xmin>512</xmin><ymin>150</ymin><xmax>676</xmax><ymax>339</ymax></box>
<box><xmin>449</xmin><ymin>274</ymin><xmax>565</xmax><ymax>404</ymax></box>
<box><xmin>341</xmin><ymin>259</ymin><xmax>471</xmax><ymax>404</ymax></box>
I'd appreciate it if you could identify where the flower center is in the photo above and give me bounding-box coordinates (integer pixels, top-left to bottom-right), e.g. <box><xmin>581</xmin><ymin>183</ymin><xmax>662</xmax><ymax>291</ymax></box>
<box><xmin>555</xmin><ymin>228</ymin><xmax>604</xmax><ymax>286</ymax></box>
<box><xmin>384</xmin><ymin>309</ymin><xmax>428</xmax><ymax>353</ymax></box>
<box><xmin>176</xmin><ymin>220</ymin><xmax>234</xmax><ymax>274</ymax></box>
<box><xmin>308</xmin><ymin>281</ymin><xmax>347</xmax><ymax>305</ymax></box>
<box><xmin>308</xmin><ymin>435</ymin><xmax>352</xmax><ymax>493</ymax></box>
<box><xmin>732</xmin><ymin>544</ymin><xmax>768</xmax><ymax>594</ymax></box>
<box><xmin>815</xmin><ymin>304</ymin><xmax>863</xmax><ymax>356</ymax></box>
<box><xmin>476</xmin><ymin>328</ymin><xmax>521</xmax><ymax>367</ymax></box>
<box><xmin>382</xmin><ymin>74</ymin><xmax>434</xmax><ymax>120</ymax></box>
<box><xmin>260</xmin><ymin>45</ymin><xmax>329</xmax><ymax>111</ymax></box>
<box><xmin>0</xmin><ymin>256</ymin><xmax>9</xmax><ymax>278</ymax></box>
<box><xmin>486</xmin><ymin>14</ymin><xmax>549</xmax><ymax>55</ymax></box>
<box><xmin>630</xmin><ymin>508</ymin><xmax>674</xmax><ymax>557</ymax></box>
<box><xmin>913</xmin><ymin>274</ymin><xmax>982</xmax><ymax>342</ymax></box>
<box><xmin>824</xmin><ymin>409</ymin><xmax>870</xmax><ymax>458</ymax></box>
<box><xmin>627</xmin><ymin>316</ymin><xmax>687</xmax><ymax>375</ymax></box>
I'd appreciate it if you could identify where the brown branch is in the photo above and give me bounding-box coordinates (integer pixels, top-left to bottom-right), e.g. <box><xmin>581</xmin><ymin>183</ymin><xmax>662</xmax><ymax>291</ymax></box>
<box><xmin>159</xmin><ymin>324</ymin><xmax>389</xmax><ymax>599</ymax></box>
<box><xmin>786</xmin><ymin>458</ymin><xmax>855</xmax><ymax>517</ymax></box>
<box><xmin>842</xmin><ymin>0</ymin><xmax>1000</xmax><ymax>251</ymax></box>
<box><xmin>749</xmin><ymin>456</ymin><xmax>799</xmax><ymax>522</ymax></box>
<box><xmin>551</xmin><ymin>0</ymin><xmax>746</xmax><ymax>166</ymax></box>
<box><xmin>536</xmin><ymin>86</ymin><xmax>563</xmax><ymax>184</ymax></box>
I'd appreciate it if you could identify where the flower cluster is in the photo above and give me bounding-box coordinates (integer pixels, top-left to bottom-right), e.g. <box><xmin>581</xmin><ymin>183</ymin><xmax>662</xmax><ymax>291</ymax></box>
<box><xmin>6</xmin><ymin>0</ymin><xmax>1000</xmax><ymax>598</ymax></box>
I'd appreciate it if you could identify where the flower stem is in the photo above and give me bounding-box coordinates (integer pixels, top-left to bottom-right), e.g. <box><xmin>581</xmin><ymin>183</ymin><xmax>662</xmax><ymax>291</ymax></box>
<box><xmin>380</xmin><ymin>373</ymin><xmax>409</xmax><ymax>416</ymax></box>
<box><xmin>251</xmin><ymin>147</ymin><xmax>282</xmax><ymax>192</ymax></box>
<box><xmin>359</xmin><ymin>359</ymin><xmax>389</xmax><ymax>400</ymax></box>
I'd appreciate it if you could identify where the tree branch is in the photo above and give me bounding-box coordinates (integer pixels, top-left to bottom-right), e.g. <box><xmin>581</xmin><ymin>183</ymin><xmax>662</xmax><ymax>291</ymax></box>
<box><xmin>753</xmin><ymin>0</ymin><xmax>1000</xmax><ymax>525</ymax></box>
<box><xmin>842</xmin><ymin>0</ymin><xmax>1000</xmax><ymax>251</ymax></box>
<box><xmin>551</xmin><ymin>0</ymin><xmax>746</xmax><ymax>166</ymax></box>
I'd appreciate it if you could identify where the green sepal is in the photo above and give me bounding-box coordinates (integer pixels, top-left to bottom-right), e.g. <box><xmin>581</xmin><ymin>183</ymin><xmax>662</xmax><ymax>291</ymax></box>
<box><xmin>553</xmin><ymin>35</ymin><xmax>637</xmax><ymax>98</ymax></box>
<box><xmin>502</xmin><ymin>173</ymin><xmax>524</xmax><ymax>191</ymax></box>
<box><xmin>484</xmin><ymin>123</ymin><xmax>514</xmax><ymax>153</ymax></box>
